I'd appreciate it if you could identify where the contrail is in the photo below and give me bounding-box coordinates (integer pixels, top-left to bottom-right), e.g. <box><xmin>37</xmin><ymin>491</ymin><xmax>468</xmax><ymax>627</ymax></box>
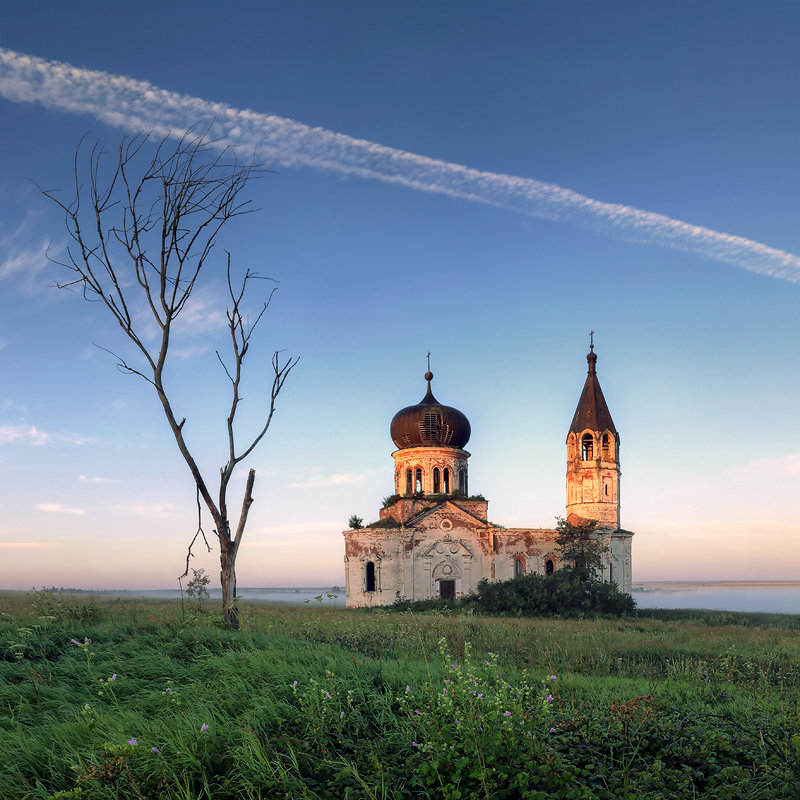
<box><xmin>2</xmin><ymin>47</ymin><xmax>799</xmax><ymax>284</ymax></box>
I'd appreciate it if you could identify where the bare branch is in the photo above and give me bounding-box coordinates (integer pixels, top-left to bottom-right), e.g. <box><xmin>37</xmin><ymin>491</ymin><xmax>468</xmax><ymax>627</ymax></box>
<box><xmin>42</xmin><ymin>129</ymin><xmax>294</xmax><ymax>629</ymax></box>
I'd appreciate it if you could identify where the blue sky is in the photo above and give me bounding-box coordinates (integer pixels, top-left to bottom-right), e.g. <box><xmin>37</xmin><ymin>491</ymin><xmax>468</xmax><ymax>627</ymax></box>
<box><xmin>1</xmin><ymin>2</ymin><xmax>798</xmax><ymax>589</ymax></box>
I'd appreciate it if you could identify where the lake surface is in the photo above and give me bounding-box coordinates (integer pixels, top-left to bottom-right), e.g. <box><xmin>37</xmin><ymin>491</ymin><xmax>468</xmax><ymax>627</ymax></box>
<box><xmin>50</xmin><ymin>583</ymin><xmax>800</xmax><ymax>614</ymax></box>
<box><xmin>632</xmin><ymin>582</ymin><xmax>800</xmax><ymax>614</ymax></box>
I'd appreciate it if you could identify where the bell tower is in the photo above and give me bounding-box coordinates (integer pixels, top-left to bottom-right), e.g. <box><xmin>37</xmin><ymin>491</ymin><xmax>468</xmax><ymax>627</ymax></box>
<box><xmin>565</xmin><ymin>336</ymin><xmax>620</xmax><ymax>529</ymax></box>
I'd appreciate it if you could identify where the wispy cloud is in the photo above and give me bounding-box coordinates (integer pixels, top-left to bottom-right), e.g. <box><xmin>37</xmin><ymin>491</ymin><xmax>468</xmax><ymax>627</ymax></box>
<box><xmin>0</xmin><ymin>541</ymin><xmax>58</xmax><ymax>549</ymax></box>
<box><xmin>0</xmin><ymin>424</ymin><xmax>49</xmax><ymax>446</ymax></box>
<box><xmin>112</xmin><ymin>503</ymin><xmax>183</xmax><ymax>517</ymax></box>
<box><xmin>288</xmin><ymin>472</ymin><xmax>369</xmax><ymax>489</ymax></box>
<box><xmin>79</xmin><ymin>475</ymin><xmax>120</xmax><ymax>484</ymax></box>
<box><xmin>36</xmin><ymin>503</ymin><xmax>86</xmax><ymax>516</ymax></box>
<box><xmin>1</xmin><ymin>47</ymin><xmax>799</xmax><ymax>284</ymax></box>
<box><xmin>728</xmin><ymin>452</ymin><xmax>800</xmax><ymax>482</ymax></box>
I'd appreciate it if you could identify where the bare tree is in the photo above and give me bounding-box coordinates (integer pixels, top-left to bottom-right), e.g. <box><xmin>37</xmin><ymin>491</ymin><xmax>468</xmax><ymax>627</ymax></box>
<box><xmin>41</xmin><ymin>131</ymin><xmax>297</xmax><ymax>629</ymax></box>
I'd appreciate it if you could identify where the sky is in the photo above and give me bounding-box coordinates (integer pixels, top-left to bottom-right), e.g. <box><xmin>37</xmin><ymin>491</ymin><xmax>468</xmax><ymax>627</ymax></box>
<box><xmin>0</xmin><ymin>1</ymin><xmax>798</xmax><ymax>590</ymax></box>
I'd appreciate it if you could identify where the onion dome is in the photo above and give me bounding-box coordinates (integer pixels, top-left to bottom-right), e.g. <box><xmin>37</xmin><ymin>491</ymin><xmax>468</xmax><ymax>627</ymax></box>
<box><xmin>568</xmin><ymin>343</ymin><xmax>617</xmax><ymax>437</ymax></box>
<box><xmin>390</xmin><ymin>371</ymin><xmax>471</xmax><ymax>450</ymax></box>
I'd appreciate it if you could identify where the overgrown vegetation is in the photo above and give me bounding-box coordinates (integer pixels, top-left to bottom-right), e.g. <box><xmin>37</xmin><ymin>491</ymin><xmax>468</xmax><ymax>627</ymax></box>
<box><xmin>1</xmin><ymin>590</ymin><xmax>798</xmax><ymax>799</ymax></box>
<box><xmin>391</xmin><ymin>570</ymin><xmax>636</xmax><ymax>617</ymax></box>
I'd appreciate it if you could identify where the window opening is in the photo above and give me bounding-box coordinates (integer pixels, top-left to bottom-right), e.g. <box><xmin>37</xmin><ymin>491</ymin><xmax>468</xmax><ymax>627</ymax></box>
<box><xmin>439</xmin><ymin>579</ymin><xmax>455</xmax><ymax>600</ymax></box>
<box><xmin>602</xmin><ymin>433</ymin><xmax>610</xmax><ymax>459</ymax></box>
<box><xmin>458</xmin><ymin>469</ymin><xmax>467</xmax><ymax>496</ymax></box>
<box><xmin>433</xmin><ymin>467</ymin><xmax>441</xmax><ymax>494</ymax></box>
<box><xmin>365</xmin><ymin>561</ymin><xmax>376</xmax><ymax>592</ymax></box>
<box><xmin>415</xmin><ymin>468</ymin><xmax>422</xmax><ymax>494</ymax></box>
<box><xmin>405</xmin><ymin>469</ymin><xmax>412</xmax><ymax>495</ymax></box>
<box><xmin>443</xmin><ymin>468</ymin><xmax>450</xmax><ymax>494</ymax></box>
<box><xmin>582</xmin><ymin>434</ymin><xmax>594</xmax><ymax>461</ymax></box>
<box><xmin>514</xmin><ymin>559</ymin><xmax>523</xmax><ymax>578</ymax></box>
<box><xmin>545</xmin><ymin>559</ymin><xmax>554</xmax><ymax>575</ymax></box>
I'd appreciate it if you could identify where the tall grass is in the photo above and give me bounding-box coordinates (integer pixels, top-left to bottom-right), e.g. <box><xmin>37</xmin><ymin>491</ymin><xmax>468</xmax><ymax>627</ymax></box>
<box><xmin>0</xmin><ymin>591</ymin><xmax>798</xmax><ymax>799</ymax></box>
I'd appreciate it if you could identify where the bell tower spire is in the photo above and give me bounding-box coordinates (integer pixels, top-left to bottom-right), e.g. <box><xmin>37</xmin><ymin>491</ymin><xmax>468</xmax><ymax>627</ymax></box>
<box><xmin>565</xmin><ymin>337</ymin><xmax>620</xmax><ymax>529</ymax></box>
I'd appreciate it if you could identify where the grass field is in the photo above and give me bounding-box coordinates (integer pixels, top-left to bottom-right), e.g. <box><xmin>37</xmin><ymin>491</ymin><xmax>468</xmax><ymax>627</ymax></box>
<box><xmin>1</xmin><ymin>590</ymin><xmax>798</xmax><ymax>799</ymax></box>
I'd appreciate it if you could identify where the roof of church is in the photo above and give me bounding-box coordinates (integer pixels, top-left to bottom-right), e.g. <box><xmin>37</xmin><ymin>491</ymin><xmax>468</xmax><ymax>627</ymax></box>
<box><xmin>390</xmin><ymin>370</ymin><xmax>471</xmax><ymax>450</ymax></box>
<box><xmin>568</xmin><ymin>345</ymin><xmax>618</xmax><ymax>437</ymax></box>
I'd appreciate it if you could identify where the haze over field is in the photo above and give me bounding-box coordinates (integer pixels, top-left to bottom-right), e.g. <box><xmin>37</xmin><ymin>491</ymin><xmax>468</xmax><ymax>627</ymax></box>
<box><xmin>1</xmin><ymin>3</ymin><xmax>798</xmax><ymax>589</ymax></box>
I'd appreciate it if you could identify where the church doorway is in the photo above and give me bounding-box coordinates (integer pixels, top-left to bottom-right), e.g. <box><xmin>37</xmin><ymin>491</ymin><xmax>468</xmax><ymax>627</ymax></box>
<box><xmin>439</xmin><ymin>580</ymin><xmax>455</xmax><ymax>600</ymax></box>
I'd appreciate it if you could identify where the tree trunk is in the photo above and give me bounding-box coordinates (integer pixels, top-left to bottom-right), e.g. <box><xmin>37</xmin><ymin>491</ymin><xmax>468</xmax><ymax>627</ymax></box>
<box><xmin>219</xmin><ymin>537</ymin><xmax>239</xmax><ymax>630</ymax></box>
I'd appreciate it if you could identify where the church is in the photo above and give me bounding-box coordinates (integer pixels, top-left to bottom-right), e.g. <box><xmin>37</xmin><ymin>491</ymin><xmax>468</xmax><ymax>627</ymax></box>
<box><xmin>343</xmin><ymin>343</ymin><xmax>634</xmax><ymax>608</ymax></box>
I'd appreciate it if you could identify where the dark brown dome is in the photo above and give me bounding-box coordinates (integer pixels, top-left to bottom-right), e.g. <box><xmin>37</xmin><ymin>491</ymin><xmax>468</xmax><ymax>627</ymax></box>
<box><xmin>390</xmin><ymin>372</ymin><xmax>471</xmax><ymax>450</ymax></box>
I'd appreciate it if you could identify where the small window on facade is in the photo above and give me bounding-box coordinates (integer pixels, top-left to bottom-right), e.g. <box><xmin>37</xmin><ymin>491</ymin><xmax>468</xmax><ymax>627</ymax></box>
<box><xmin>365</xmin><ymin>561</ymin><xmax>376</xmax><ymax>592</ymax></box>
<box><xmin>433</xmin><ymin>467</ymin><xmax>441</xmax><ymax>494</ymax></box>
<box><xmin>602</xmin><ymin>433</ymin><xmax>610</xmax><ymax>459</ymax></box>
<box><xmin>443</xmin><ymin>468</ymin><xmax>450</xmax><ymax>494</ymax></box>
<box><xmin>514</xmin><ymin>559</ymin><xmax>523</xmax><ymax>578</ymax></box>
<box><xmin>406</xmin><ymin>469</ymin><xmax>412</xmax><ymax>495</ymax></box>
<box><xmin>459</xmin><ymin>469</ymin><xmax>467</xmax><ymax>496</ymax></box>
<box><xmin>415</xmin><ymin>468</ymin><xmax>423</xmax><ymax>493</ymax></box>
<box><xmin>545</xmin><ymin>559</ymin><xmax>554</xmax><ymax>575</ymax></box>
<box><xmin>604</xmin><ymin>480</ymin><xmax>609</xmax><ymax>497</ymax></box>
<box><xmin>582</xmin><ymin>434</ymin><xmax>594</xmax><ymax>461</ymax></box>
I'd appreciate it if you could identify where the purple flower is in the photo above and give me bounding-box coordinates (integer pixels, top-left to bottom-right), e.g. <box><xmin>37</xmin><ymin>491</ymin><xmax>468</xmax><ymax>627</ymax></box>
<box><xmin>340</xmin><ymin>711</ymin><xmax>345</xmax><ymax>717</ymax></box>
<box><xmin>70</xmin><ymin>638</ymin><xmax>80</xmax><ymax>646</ymax></box>
<box><xmin>550</xmin><ymin>727</ymin><xmax>556</xmax><ymax>733</ymax></box>
<box><xmin>165</xmin><ymin>687</ymin><xmax>173</xmax><ymax>695</ymax></box>
<box><xmin>549</xmin><ymin>675</ymin><xmax>557</xmax><ymax>681</ymax></box>
<box><xmin>151</xmin><ymin>747</ymin><xmax>160</xmax><ymax>754</ymax></box>
<box><xmin>451</xmin><ymin>664</ymin><xmax>457</xmax><ymax>670</ymax></box>
<box><xmin>415</xmin><ymin>710</ymin><xmax>421</xmax><ymax>715</ymax></box>
<box><xmin>411</xmin><ymin>741</ymin><xmax>419</xmax><ymax>747</ymax></box>
<box><xmin>128</xmin><ymin>739</ymin><xmax>137</xmax><ymax>746</ymax></box>
<box><xmin>443</xmin><ymin>689</ymin><xmax>448</xmax><ymax>694</ymax></box>
<box><xmin>477</xmin><ymin>693</ymin><xmax>483</xmax><ymax>699</ymax></box>
<box><xmin>109</xmin><ymin>674</ymin><xmax>117</xmax><ymax>681</ymax></box>
<box><xmin>405</xmin><ymin>685</ymin><xmax>410</xmax><ymax>692</ymax></box>
<box><xmin>505</xmin><ymin>711</ymin><xmax>512</xmax><ymax>717</ymax></box>
<box><xmin>546</xmin><ymin>695</ymin><xmax>554</xmax><ymax>703</ymax></box>
<box><xmin>200</xmin><ymin>723</ymin><xmax>209</xmax><ymax>732</ymax></box>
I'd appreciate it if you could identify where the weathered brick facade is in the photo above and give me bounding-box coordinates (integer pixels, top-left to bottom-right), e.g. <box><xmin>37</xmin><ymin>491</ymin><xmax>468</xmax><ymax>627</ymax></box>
<box><xmin>343</xmin><ymin>349</ymin><xmax>633</xmax><ymax>607</ymax></box>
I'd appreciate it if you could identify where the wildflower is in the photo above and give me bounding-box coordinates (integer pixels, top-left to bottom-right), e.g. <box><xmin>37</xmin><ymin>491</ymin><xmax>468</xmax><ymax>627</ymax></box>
<box><xmin>70</xmin><ymin>638</ymin><xmax>80</xmax><ymax>646</ymax></box>
<box><xmin>477</xmin><ymin>693</ymin><xmax>483</xmax><ymax>699</ymax></box>
<box><xmin>415</xmin><ymin>710</ymin><xmax>421</xmax><ymax>715</ymax></box>
<box><xmin>405</xmin><ymin>685</ymin><xmax>410</xmax><ymax>692</ymax></box>
<box><xmin>292</xmin><ymin>680</ymin><xmax>298</xmax><ymax>686</ymax></box>
<box><xmin>151</xmin><ymin>747</ymin><xmax>160</xmax><ymax>754</ymax></box>
<box><xmin>128</xmin><ymin>739</ymin><xmax>137</xmax><ymax>746</ymax></box>
<box><xmin>549</xmin><ymin>675</ymin><xmax>557</xmax><ymax>681</ymax></box>
<box><xmin>165</xmin><ymin>687</ymin><xmax>173</xmax><ymax>695</ymax></box>
<box><xmin>411</xmin><ymin>742</ymin><xmax>419</xmax><ymax>747</ymax></box>
<box><xmin>451</xmin><ymin>664</ymin><xmax>457</xmax><ymax>670</ymax></box>
<box><xmin>200</xmin><ymin>723</ymin><xmax>209</xmax><ymax>732</ymax></box>
<box><xmin>550</xmin><ymin>727</ymin><xmax>556</xmax><ymax>733</ymax></box>
<box><xmin>340</xmin><ymin>711</ymin><xmax>345</xmax><ymax>717</ymax></box>
<box><xmin>505</xmin><ymin>711</ymin><xmax>512</xmax><ymax>717</ymax></box>
<box><xmin>546</xmin><ymin>695</ymin><xmax>553</xmax><ymax>703</ymax></box>
<box><xmin>325</xmin><ymin>691</ymin><xmax>331</xmax><ymax>699</ymax></box>
<box><xmin>109</xmin><ymin>674</ymin><xmax>117</xmax><ymax>682</ymax></box>
<box><xmin>443</xmin><ymin>689</ymin><xmax>448</xmax><ymax>694</ymax></box>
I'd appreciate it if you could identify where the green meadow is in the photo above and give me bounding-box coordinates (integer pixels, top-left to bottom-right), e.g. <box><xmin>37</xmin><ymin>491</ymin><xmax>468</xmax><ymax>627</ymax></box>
<box><xmin>1</xmin><ymin>590</ymin><xmax>798</xmax><ymax>799</ymax></box>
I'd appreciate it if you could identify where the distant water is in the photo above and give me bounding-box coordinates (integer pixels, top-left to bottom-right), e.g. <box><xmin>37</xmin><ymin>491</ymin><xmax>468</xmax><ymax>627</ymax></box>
<box><xmin>125</xmin><ymin>587</ymin><xmax>347</xmax><ymax>608</ymax></box>
<box><xmin>633</xmin><ymin>583</ymin><xmax>800</xmax><ymax>614</ymax></box>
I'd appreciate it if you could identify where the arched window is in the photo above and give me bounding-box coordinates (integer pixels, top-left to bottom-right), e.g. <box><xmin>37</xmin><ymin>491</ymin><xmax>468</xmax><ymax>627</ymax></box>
<box><xmin>415</xmin><ymin>468</ymin><xmax>423</xmax><ymax>493</ymax></box>
<box><xmin>582</xmin><ymin>434</ymin><xmax>594</xmax><ymax>461</ymax></box>
<box><xmin>433</xmin><ymin>467</ymin><xmax>441</xmax><ymax>494</ymax></box>
<box><xmin>365</xmin><ymin>561</ymin><xmax>376</xmax><ymax>592</ymax></box>
<box><xmin>458</xmin><ymin>469</ymin><xmax>467</xmax><ymax>496</ymax></box>
<box><xmin>603</xmin><ymin>479</ymin><xmax>610</xmax><ymax>498</ymax></box>
<box><xmin>514</xmin><ymin>559</ymin><xmax>524</xmax><ymax>578</ymax></box>
<box><xmin>405</xmin><ymin>469</ymin><xmax>412</xmax><ymax>495</ymax></box>
<box><xmin>443</xmin><ymin>468</ymin><xmax>450</xmax><ymax>494</ymax></box>
<box><xmin>545</xmin><ymin>559</ymin><xmax>555</xmax><ymax>575</ymax></box>
<box><xmin>602</xmin><ymin>433</ymin><xmax>610</xmax><ymax>459</ymax></box>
